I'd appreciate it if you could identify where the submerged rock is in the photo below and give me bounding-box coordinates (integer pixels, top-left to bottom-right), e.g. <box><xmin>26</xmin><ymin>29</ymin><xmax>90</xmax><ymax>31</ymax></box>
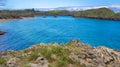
<box><xmin>0</xmin><ymin>31</ymin><xmax>6</xmax><ymax>35</ymax></box>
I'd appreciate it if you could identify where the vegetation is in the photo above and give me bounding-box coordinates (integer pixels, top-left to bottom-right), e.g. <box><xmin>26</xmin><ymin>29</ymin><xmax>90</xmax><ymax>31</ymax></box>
<box><xmin>73</xmin><ymin>8</ymin><xmax>114</xmax><ymax>17</ymax></box>
<box><xmin>0</xmin><ymin>58</ymin><xmax>5</xmax><ymax>64</ymax></box>
<box><xmin>0</xmin><ymin>9</ymin><xmax>35</xmax><ymax>19</ymax></box>
<box><xmin>73</xmin><ymin>8</ymin><xmax>120</xmax><ymax>20</ymax></box>
<box><xmin>0</xmin><ymin>8</ymin><xmax>120</xmax><ymax>20</ymax></box>
<box><xmin>0</xmin><ymin>41</ymin><xmax>86</xmax><ymax>67</ymax></box>
<box><xmin>45</xmin><ymin>10</ymin><xmax>71</xmax><ymax>16</ymax></box>
<box><xmin>0</xmin><ymin>40</ymin><xmax>120</xmax><ymax>67</ymax></box>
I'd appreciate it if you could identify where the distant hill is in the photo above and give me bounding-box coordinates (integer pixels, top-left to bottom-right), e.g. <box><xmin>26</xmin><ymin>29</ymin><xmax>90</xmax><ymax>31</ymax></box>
<box><xmin>73</xmin><ymin>8</ymin><xmax>114</xmax><ymax>17</ymax></box>
<box><xmin>73</xmin><ymin>8</ymin><xmax>120</xmax><ymax>20</ymax></box>
<box><xmin>35</xmin><ymin>6</ymin><xmax>108</xmax><ymax>11</ymax></box>
<box><xmin>35</xmin><ymin>6</ymin><xmax>120</xmax><ymax>13</ymax></box>
<box><xmin>0</xmin><ymin>7</ymin><xmax>120</xmax><ymax>20</ymax></box>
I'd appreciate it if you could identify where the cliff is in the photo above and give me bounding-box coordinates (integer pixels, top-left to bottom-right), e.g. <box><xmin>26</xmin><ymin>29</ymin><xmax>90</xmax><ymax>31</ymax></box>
<box><xmin>0</xmin><ymin>40</ymin><xmax>120</xmax><ymax>67</ymax></box>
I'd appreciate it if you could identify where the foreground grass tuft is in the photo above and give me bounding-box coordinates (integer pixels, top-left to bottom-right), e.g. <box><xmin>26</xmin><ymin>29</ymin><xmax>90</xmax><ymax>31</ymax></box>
<box><xmin>0</xmin><ymin>58</ymin><xmax>5</xmax><ymax>64</ymax></box>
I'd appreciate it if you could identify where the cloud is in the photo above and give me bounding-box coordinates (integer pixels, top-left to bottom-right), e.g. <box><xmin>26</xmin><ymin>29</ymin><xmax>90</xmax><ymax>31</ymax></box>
<box><xmin>110</xmin><ymin>5</ymin><xmax>120</xmax><ymax>8</ymax></box>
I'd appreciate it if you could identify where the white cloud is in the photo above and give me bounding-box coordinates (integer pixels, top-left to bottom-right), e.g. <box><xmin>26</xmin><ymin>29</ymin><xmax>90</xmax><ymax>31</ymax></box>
<box><xmin>110</xmin><ymin>5</ymin><xmax>120</xmax><ymax>8</ymax></box>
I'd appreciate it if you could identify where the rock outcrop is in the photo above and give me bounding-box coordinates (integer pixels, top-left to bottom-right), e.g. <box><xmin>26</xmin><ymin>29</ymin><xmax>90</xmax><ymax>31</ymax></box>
<box><xmin>29</xmin><ymin>57</ymin><xmax>49</xmax><ymax>67</ymax></box>
<box><xmin>69</xmin><ymin>40</ymin><xmax>120</xmax><ymax>67</ymax></box>
<box><xmin>7</xmin><ymin>58</ymin><xmax>20</xmax><ymax>67</ymax></box>
<box><xmin>0</xmin><ymin>31</ymin><xmax>6</xmax><ymax>35</ymax></box>
<box><xmin>0</xmin><ymin>40</ymin><xmax>120</xmax><ymax>67</ymax></box>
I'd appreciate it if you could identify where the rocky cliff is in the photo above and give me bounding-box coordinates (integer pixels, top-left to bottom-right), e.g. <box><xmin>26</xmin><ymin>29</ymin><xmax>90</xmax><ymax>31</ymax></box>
<box><xmin>0</xmin><ymin>40</ymin><xmax>120</xmax><ymax>67</ymax></box>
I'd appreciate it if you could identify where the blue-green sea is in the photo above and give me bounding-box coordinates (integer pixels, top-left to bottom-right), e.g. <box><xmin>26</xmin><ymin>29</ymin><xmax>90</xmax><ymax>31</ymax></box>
<box><xmin>0</xmin><ymin>16</ymin><xmax>120</xmax><ymax>51</ymax></box>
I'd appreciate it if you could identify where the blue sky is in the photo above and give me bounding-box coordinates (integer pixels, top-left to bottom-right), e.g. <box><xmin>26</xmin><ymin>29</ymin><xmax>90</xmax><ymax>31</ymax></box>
<box><xmin>1</xmin><ymin>0</ymin><xmax>120</xmax><ymax>9</ymax></box>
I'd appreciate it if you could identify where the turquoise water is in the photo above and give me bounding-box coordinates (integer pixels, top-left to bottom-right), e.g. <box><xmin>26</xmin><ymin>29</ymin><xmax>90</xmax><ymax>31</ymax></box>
<box><xmin>0</xmin><ymin>16</ymin><xmax>120</xmax><ymax>51</ymax></box>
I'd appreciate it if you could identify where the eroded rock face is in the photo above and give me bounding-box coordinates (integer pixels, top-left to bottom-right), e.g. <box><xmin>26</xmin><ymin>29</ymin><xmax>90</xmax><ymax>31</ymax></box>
<box><xmin>69</xmin><ymin>41</ymin><xmax>120</xmax><ymax>67</ymax></box>
<box><xmin>70</xmin><ymin>40</ymin><xmax>83</xmax><ymax>47</ymax></box>
<box><xmin>7</xmin><ymin>58</ymin><xmax>20</xmax><ymax>67</ymax></box>
<box><xmin>1</xmin><ymin>40</ymin><xmax>120</xmax><ymax>67</ymax></box>
<box><xmin>29</xmin><ymin>57</ymin><xmax>49</xmax><ymax>67</ymax></box>
<box><xmin>0</xmin><ymin>31</ymin><xmax>6</xmax><ymax>35</ymax></box>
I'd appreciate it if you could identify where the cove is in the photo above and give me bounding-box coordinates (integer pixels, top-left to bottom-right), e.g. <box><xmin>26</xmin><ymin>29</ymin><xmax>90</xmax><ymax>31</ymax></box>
<box><xmin>0</xmin><ymin>16</ymin><xmax>120</xmax><ymax>51</ymax></box>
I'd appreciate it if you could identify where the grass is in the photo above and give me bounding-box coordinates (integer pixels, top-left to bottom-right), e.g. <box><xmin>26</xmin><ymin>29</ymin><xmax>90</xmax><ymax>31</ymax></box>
<box><xmin>0</xmin><ymin>43</ymin><xmax>86</xmax><ymax>67</ymax></box>
<box><xmin>28</xmin><ymin>44</ymin><xmax>75</xmax><ymax>67</ymax></box>
<box><xmin>0</xmin><ymin>58</ymin><xmax>5</xmax><ymax>65</ymax></box>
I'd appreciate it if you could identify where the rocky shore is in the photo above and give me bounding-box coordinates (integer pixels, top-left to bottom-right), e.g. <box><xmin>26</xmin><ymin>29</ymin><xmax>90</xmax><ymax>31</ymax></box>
<box><xmin>0</xmin><ymin>40</ymin><xmax>120</xmax><ymax>67</ymax></box>
<box><xmin>73</xmin><ymin>16</ymin><xmax>120</xmax><ymax>21</ymax></box>
<box><xmin>0</xmin><ymin>31</ymin><xmax>6</xmax><ymax>35</ymax></box>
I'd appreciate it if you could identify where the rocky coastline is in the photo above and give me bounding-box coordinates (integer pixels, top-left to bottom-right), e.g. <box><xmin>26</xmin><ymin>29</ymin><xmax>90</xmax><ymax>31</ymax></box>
<box><xmin>0</xmin><ymin>40</ymin><xmax>120</xmax><ymax>67</ymax></box>
<box><xmin>73</xmin><ymin>16</ymin><xmax>120</xmax><ymax>21</ymax></box>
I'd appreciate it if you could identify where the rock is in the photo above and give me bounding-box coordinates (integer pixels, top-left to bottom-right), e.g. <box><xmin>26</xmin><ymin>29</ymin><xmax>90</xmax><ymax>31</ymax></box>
<box><xmin>70</xmin><ymin>40</ymin><xmax>83</xmax><ymax>47</ymax></box>
<box><xmin>1</xmin><ymin>40</ymin><xmax>120</xmax><ymax>67</ymax></box>
<box><xmin>7</xmin><ymin>58</ymin><xmax>20</xmax><ymax>67</ymax></box>
<box><xmin>68</xmin><ymin>64</ymin><xmax>74</xmax><ymax>67</ymax></box>
<box><xmin>29</xmin><ymin>63</ymin><xmax>38</xmax><ymax>67</ymax></box>
<box><xmin>0</xmin><ymin>31</ymin><xmax>6</xmax><ymax>35</ymax></box>
<box><xmin>51</xmin><ymin>54</ymin><xmax>57</xmax><ymax>60</ymax></box>
<box><xmin>69</xmin><ymin>44</ymin><xmax>120</xmax><ymax>67</ymax></box>
<box><xmin>93</xmin><ymin>46</ymin><xmax>120</xmax><ymax>64</ymax></box>
<box><xmin>29</xmin><ymin>57</ymin><xmax>49</xmax><ymax>67</ymax></box>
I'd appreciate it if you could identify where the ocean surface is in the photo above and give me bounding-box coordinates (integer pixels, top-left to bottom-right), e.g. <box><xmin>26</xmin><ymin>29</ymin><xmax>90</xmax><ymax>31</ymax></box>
<box><xmin>0</xmin><ymin>16</ymin><xmax>120</xmax><ymax>51</ymax></box>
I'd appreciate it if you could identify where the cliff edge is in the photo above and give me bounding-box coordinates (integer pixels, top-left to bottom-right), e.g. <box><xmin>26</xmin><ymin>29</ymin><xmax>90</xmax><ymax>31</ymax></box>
<box><xmin>0</xmin><ymin>40</ymin><xmax>120</xmax><ymax>67</ymax></box>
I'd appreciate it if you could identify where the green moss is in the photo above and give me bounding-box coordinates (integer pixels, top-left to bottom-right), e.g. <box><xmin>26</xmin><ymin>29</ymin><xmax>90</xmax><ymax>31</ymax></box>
<box><xmin>29</xmin><ymin>52</ymin><xmax>40</xmax><ymax>61</ymax></box>
<box><xmin>0</xmin><ymin>58</ymin><xmax>5</xmax><ymax>65</ymax></box>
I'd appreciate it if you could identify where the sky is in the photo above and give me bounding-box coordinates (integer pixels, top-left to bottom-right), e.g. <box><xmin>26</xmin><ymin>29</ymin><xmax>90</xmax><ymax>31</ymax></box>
<box><xmin>0</xmin><ymin>0</ymin><xmax>120</xmax><ymax>9</ymax></box>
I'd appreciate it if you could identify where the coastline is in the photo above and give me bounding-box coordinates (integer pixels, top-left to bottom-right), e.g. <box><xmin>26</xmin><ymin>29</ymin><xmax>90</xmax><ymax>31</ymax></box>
<box><xmin>0</xmin><ymin>17</ymin><xmax>34</xmax><ymax>22</ymax></box>
<box><xmin>0</xmin><ymin>19</ymin><xmax>21</xmax><ymax>22</ymax></box>
<box><xmin>73</xmin><ymin>16</ymin><xmax>120</xmax><ymax>21</ymax></box>
<box><xmin>0</xmin><ymin>15</ymin><xmax>120</xmax><ymax>22</ymax></box>
<box><xmin>0</xmin><ymin>40</ymin><xmax>120</xmax><ymax>67</ymax></box>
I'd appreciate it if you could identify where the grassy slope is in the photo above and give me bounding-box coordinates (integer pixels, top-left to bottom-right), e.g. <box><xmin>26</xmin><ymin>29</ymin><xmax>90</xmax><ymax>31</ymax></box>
<box><xmin>0</xmin><ymin>42</ymin><xmax>86</xmax><ymax>67</ymax></box>
<box><xmin>0</xmin><ymin>40</ymin><xmax>120</xmax><ymax>67</ymax></box>
<box><xmin>73</xmin><ymin>8</ymin><xmax>120</xmax><ymax>20</ymax></box>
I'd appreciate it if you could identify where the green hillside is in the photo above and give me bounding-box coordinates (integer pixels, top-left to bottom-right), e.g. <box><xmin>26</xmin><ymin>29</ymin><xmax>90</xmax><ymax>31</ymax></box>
<box><xmin>72</xmin><ymin>8</ymin><xmax>120</xmax><ymax>20</ymax></box>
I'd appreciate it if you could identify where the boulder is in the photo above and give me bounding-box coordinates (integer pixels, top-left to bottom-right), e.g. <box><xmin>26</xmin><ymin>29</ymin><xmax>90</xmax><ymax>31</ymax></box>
<box><xmin>7</xmin><ymin>58</ymin><xmax>20</xmax><ymax>67</ymax></box>
<box><xmin>0</xmin><ymin>31</ymin><xmax>6</xmax><ymax>35</ymax></box>
<box><xmin>29</xmin><ymin>57</ymin><xmax>49</xmax><ymax>67</ymax></box>
<box><xmin>69</xmin><ymin>40</ymin><xmax>83</xmax><ymax>47</ymax></box>
<box><xmin>69</xmin><ymin>45</ymin><xmax>120</xmax><ymax>67</ymax></box>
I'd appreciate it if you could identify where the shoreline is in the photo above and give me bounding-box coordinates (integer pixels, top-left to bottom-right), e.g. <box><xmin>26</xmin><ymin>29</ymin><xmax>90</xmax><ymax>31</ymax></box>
<box><xmin>0</xmin><ymin>19</ymin><xmax>21</xmax><ymax>22</ymax></box>
<box><xmin>0</xmin><ymin>17</ymin><xmax>34</xmax><ymax>22</ymax></box>
<box><xmin>73</xmin><ymin>16</ymin><xmax>120</xmax><ymax>21</ymax></box>
<box><xmin>0</xmin><ymin>16</ymin><xmax>120</xmax><ymax>22</ymax></box>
